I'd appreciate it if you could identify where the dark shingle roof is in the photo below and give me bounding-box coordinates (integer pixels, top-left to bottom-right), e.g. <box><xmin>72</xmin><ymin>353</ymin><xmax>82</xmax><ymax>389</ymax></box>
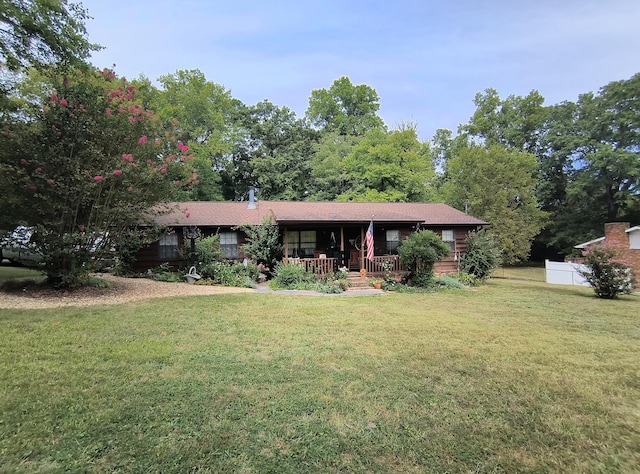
<box><xmin>154</xmin><ymin>201</ymin><xmax>488</xmax><ymax>227</ymax></box>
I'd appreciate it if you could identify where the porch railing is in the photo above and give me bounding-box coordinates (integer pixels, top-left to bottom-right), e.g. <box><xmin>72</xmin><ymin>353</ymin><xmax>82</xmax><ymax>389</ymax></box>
<box><xmin>283</xmin><ymin>255</ymin><xmax>405</xmax><ymax>277</ymax></box>
<box><xmin>284</xmin><ymin>257</ymin><xmax>336</xmax><ymax>276</ymax></box>
<box><xmin>361</xmin><ymin>255</ymin><xmax>405</xmax><ymax>275</ymax></box>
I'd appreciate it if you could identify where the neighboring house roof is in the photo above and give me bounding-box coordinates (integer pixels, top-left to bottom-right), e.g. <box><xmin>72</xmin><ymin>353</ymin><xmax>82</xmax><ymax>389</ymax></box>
<box><xmin>154</xmin><ymin>201</ymin><xmax>489</xmax><ymax>227</ymax></box>
<box><xmin>574</xmin><ymin>225</ymin><xmax>640</xmax><ymax>249</ymax></box>
<box><xmin>574</xmin><ymin>236</ymin><xmax>606</xmax><ymax>249</ymax></box>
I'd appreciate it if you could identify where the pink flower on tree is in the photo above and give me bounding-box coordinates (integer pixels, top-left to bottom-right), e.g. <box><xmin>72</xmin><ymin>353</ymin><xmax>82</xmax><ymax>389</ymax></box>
<box><xmin>177</xmin><ymin>142</ymin><xmax>189</xmax><ymax>152</ymax></box>
<box><xmin>106</xmin><ymin>108</ymin><xmax>113</xmax><ymax>117</ymax></box>
<box><xmin>94</xmin><ymin>175</ymin><xmax>103</xmax><ymax>182</ymax></box>
<box><xmin>35</xmin><ymin>167</ymin><xmax>42</xmax><ymax>173</ymax></box>
<box><xmin>51</xmin><ymin>93</ymin><xmax>58</xmax><ymax>102</ymax></box>
<box><xmin>113</xmin><ymin>169</ymin><xmax>122</xmax><ymax>176</ymax></box>
<box><xmin>127</xmin><ymin>186</ymin><xmax>133</xmax><ymax>192</ymax></box>
<box><xmin>59</xmin><ymin>99</ymin><xmax>68</xmax><ymax>107</ymax></box>
<box><xmin>138</xmin><ymin>135</ymin><xmax>148</xmax><ymax>145</ymax></box>
<box><xmin>20</xmin><ymin>159</ymin><xmax>28</xmax><ymax>165</ymax></box>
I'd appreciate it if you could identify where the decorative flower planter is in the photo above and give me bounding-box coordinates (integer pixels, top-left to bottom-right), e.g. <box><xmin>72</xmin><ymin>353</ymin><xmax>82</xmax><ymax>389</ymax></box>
<box><xmin>185</xmin><ymin>266</ymin><xmax>201</xmax><ymax>284</ymax></box>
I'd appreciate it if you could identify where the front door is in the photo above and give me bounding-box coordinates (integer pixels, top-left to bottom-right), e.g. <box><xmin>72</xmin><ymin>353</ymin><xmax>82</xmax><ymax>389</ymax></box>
<box><xmin>346</xmin><ymin>230</ymin><xmax>363</xmax><ymax>270</ymax></box>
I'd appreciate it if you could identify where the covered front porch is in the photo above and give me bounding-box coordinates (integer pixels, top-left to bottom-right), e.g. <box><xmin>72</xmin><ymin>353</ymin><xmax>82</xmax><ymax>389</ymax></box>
<box><xmin>281</xmin><ymin>223</ymin><xmax>407</xmax><ymax>277</ymax></box>
<box><xmin>283</xmin><ymin>254</ymin><xmax>406</xmax><ymax>277</ymax></box>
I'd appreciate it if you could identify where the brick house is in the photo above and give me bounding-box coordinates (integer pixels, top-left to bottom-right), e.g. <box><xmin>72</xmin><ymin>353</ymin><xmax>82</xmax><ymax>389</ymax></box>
<box><xmin>575</xmin><ymin>222</ymin><xmax>640</xmax><ymax>287</ymax></box>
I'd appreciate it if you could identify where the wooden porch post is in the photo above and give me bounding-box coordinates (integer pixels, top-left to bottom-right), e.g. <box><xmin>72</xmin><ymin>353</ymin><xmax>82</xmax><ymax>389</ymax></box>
<box><xmin>340</xmin><ymin>226</ymin><xmax>344</xmax><ymax>252</ymax></box>
<box><xmin>360</xmin><ymin>225</ymin><xmax>365</xmax><ymax>269</ymax></box>
<box><xmin>284</xmin><ymin>227</ymin><xmax>288</xmax><ymax>260</ymax></box>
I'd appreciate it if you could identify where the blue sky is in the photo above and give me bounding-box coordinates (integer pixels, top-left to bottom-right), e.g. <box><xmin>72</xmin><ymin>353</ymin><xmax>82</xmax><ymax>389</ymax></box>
<box><xmin>81</xmin><ymin>0</ymin><xmax>640</xmax><ymax>140</ymax></box>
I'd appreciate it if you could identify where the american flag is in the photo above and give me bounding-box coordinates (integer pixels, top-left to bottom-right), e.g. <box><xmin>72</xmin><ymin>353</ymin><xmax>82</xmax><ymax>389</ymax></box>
<box><xmin>366</xmin><ymin>219</ymin><xmax>374</xmax><ymax>262</ymax></box>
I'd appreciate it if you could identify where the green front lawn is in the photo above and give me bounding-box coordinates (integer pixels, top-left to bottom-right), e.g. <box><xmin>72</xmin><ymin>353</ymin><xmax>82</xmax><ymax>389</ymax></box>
<box><xmin>0</xmin><ymin>264</ymin><xmax>43</xmax><ymax>283</ymax></box>
<box><xmin>0</xmin><ymin>279</ymin><xmax>638</xmax><ymax>472</ymax></box>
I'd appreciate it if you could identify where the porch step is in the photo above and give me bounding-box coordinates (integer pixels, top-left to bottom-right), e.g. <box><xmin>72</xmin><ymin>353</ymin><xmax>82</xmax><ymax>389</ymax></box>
<box><xmin>345</xmin><ymin>272</ymin><xmax>373</xmax><ymax>290</ymax></box>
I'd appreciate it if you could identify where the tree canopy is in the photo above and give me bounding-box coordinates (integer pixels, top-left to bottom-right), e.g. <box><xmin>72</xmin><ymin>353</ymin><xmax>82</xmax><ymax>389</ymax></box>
<box><xmin>306</xmin><ymin>76</ymin><xmax>384</xmax><ymax>136</ymax></box>
<box><xmin>0</xmin><ymin>0</ymin><xmax>98</xmax><ymax>71</ymax></box>
<box><xmin>440</xmin><ymin>143</ymin><xmax>547</xmax><ymax>264</ymax></box>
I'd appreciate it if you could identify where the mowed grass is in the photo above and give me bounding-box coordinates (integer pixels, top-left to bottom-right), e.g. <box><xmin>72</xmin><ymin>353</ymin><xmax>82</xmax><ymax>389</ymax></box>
<box><xmin>0</xmin><ymin>264</ymin><xmax>43</xmax><ymax>283</ymax></box>
<box><xmin>492</xmin><ymin>263</ymin><xmax>546</xmax><ymax>282</ymax></box>
<box><xmin>0</xmin><ymin>279</ymin><xmax>638</xmax><ymax>473</ymax></box>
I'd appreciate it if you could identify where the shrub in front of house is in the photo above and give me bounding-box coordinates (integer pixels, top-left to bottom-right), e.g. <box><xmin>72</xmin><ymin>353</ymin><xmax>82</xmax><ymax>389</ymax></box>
<box><xmin>398</xmin><ymin>230</ymin><xmax>450</xmax><ymax>287</ymax></box>
<box><xmin>270</xmin><ymin>262</ymin><xmax>346</xmax><ymax>293</ymax></box>
<box><xmin>460</xmin><ymin>230</ymin><xmax>500</xmax><ymax>282</ymax></box>
<box><xmin>196</xmin><ymin>261</ymin><xmax>259</xmax><ymax>288</ymax></box>
<box><xmin>195</xmin><ymin>235</ymin><xmax>222</xmax><ymax>267</ymax></box>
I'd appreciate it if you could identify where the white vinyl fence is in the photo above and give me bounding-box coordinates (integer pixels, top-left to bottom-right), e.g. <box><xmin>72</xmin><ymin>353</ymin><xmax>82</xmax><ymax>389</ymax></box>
<box><xmin>545</xmin><ymin>259</ymin><xmax>590</xmax><ymax>286</ymax></box>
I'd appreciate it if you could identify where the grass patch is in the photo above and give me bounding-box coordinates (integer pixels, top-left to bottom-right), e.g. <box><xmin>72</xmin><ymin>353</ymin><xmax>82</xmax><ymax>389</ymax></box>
<box><xmin>493</xmin><ymin>262</ymin><xmax>546</xmax><ymax>281</ymax></box>
<box><xmin>0</xmin><ymin>279</ymin><xmax>638</xmax><ymax>472</ymax></box>
<box><xmin>0</xmin><ymin>266</ymin><xmax>113</xmax><ymax>293</ymax></box>
<box><xmin>0</xmin><ymin>265</ymin><xmax>44</xmax><ymax>284</ymax></box>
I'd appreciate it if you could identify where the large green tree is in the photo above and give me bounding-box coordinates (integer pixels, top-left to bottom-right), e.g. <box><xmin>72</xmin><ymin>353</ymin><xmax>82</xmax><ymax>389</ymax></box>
<box><xmin>441</xmin><ymin>144</ymin><xmax>547</xmax><ymax>264</ymax></box>
<box><xmin>307</xmin><ymin>131</ymin><xmax>362</xmax><ymax>201</ymax></box>
<box><xmin>306</xmin><ymin>76</ymin><xmax>384</xmax><ymax>136</ymax></box>
<box><xmin>538</xmin><ymin>73</ymin><xmax>640</xmax><ymax>254</ymax></box>
<box><xmin>0</xmin><ymin>67</ymin><xmax>197</xmax><ymax>287</ymax></box>
<box><xmin>0</xmin><ymin>0</ymin><xmax>97</xmax><ymax>71</ymax></box>
<box><xmin>338</xmin><ymin>127</ymin><xmax>435</xmax><ymax>202</ymax></box>
<box><xmin>223</xmin><ymin>100</ymin><xmax>318</xmax><ymax>201</ymax></box>
<box><xmin>151</xmin><ymin>69</ymin><xmax>240</xmax><ymax>201</ymax></box>
<box><xmin>459</xmin><ymin>88</ymin><xmax>547</xmax><ymax>155</ymax></box>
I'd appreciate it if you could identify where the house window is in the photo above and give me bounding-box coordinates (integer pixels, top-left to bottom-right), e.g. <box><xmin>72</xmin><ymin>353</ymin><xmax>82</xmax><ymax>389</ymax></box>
<box><xmin>159</xmin><ymin>234</ymin><xmax>179</xmax><ymax>260</ymax></box>
<box><xmin>386</xmin><ymin>230</ymin><xmax>402</xmax><ymax>254</ymax></box>
<box><xmin>441</xmin><ymin>229</ymin><xmax>455</xmax><ymax>253</ymax></box>
<box><xmin>219</xmin><ymin>232</ymin><xmax>238</xmax><ymax>259</ymax></box>
<box><xmin>629</xmin><ymin>230</ymin><xmax>640</xmax><ymax>249</ymax></box>
<box><xmin>287</xmin><ymin>230</ymin><xmax>316</xmax><ymax>257</ymax></box>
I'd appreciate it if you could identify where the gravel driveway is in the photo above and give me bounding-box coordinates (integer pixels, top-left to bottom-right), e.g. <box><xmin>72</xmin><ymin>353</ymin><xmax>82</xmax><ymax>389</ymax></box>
<box><xmin>0</xmin><ymin>274</ymin><xmax>252</xmax><ymax>309</ymax></box>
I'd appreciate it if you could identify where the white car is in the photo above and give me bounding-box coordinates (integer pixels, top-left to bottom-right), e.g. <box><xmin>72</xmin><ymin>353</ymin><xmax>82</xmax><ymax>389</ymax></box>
<box><xmin>1</xmin><ymin>226</ymin><xmax>41</xmax><ymax>264</ymax></box>
<box><xmin>2</xmin><ymin>226</ymin><xmax>117</xmax><ymax>270</ymax></box>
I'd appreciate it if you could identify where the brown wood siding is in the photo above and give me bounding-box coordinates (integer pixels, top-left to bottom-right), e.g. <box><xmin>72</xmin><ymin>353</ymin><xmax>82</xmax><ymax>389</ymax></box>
<box><xmin>132</xmin><ymin>224</ymin><xmax>482</xmax><ymax>273</ymax></box>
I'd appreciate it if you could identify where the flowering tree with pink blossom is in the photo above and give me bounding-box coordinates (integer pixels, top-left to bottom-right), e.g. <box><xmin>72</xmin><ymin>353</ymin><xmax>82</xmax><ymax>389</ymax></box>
<box><xmin>578</xmin><ymin>241</ymin><xmax>635</xmax><ymax>299</ymax></box>
<box><xmin>0</xmin><ymin>68</ymin><xmax>197</xmax><ymax>287</ymax></box>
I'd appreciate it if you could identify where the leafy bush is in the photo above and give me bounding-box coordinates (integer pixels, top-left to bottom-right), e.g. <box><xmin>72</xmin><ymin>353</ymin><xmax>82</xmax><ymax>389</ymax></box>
<box><xmin>460</xmin><ymin>230</ymin><xmax>500</xmax><ymax>281</ymax></box>
<box><xmin>431</xmin><ymin>276</ymin><xmax>465</xmax><ymax>290</ymax></box>
<box><xmin>456</xmin><ymin>271</ymin><xmax>480</xmax><ymax>287</ymax></box>
<box><xmin>195</xmin><ymin>235</ymin><xmax>222</xmax><ymax>267</ymax></box>
<box><xmin>236</xmin><ymin>217</ymin><xmax>283</xmax><ymax>277</ymax></box>
<box><xmin>197</xmin><ymin>261</ymin><xmax>259</xmax><ymax>288</ymax></box>
<box><xmin>270</xmin><ymin>262</ymin><xmax>346</xmax><ymax>293</ymax></box>
<box><xmin>398</xmin><ymin>230</ymin><xmax>450</xmax><ymax>287</ymax></box>
<box><xmin>579</xmin><ymin>242</ymin><xmax>635</xmax><ymax>299</ymax></box>
<box><xmin>271</xmin><ymin>262</ymin><xmax>316</xmax><ymax>288</ymax></box>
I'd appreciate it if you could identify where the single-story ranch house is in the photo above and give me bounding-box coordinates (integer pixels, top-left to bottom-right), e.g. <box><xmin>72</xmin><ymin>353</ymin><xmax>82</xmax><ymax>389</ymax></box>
<box><xmin>134</xmin><ymin>198</ymin><xmax>488</xmax><ymax>276</ymax></box>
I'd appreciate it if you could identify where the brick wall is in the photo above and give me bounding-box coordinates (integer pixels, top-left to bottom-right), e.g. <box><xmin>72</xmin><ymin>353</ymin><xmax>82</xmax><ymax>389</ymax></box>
<box><xmin>604</xmin><ymin>222</ymin><xmax>640</xmax><ymax>288</ymax></box>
